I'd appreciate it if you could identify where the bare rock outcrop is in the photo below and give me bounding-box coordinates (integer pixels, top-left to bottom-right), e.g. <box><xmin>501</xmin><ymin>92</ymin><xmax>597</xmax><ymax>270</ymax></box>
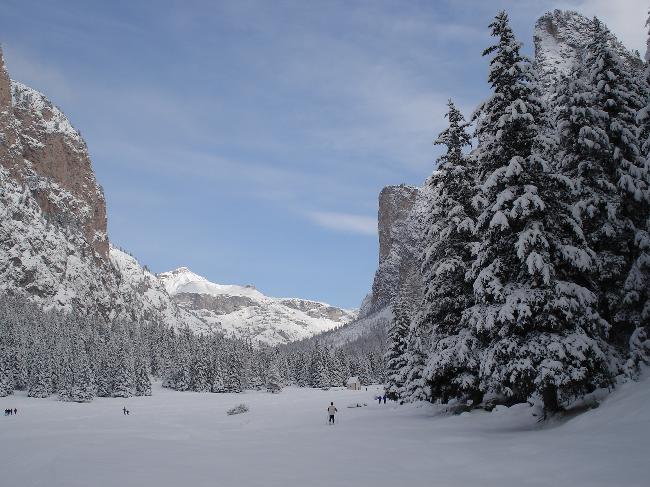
<box><xmin>0</xmin><ymin>47</ymin><xmax>107</xmax><ymax>261</ymax></box>
<box><xmin>365</xmin><ymin>184</ymin><xmax>429</xmax><ymax>316</ymax></box>
<box><xmin>0</xmin><ymin>48</ymin><xmax>206</xmax><ymax>333</ymax></box>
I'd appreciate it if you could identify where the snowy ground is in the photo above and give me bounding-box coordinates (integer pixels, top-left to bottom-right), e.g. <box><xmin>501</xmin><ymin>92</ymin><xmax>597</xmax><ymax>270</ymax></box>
<box><xmin>1</xmin><ymin>378</ymin><xmax>648</xmax><ymax>487</ymax></box>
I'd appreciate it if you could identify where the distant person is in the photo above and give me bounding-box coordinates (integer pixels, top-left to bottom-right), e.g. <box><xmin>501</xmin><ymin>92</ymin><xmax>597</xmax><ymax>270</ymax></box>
<box><xmin>383</xmin><ymin>395</ymin><xmax>387</xmax><ymax>404</ymax></box>
<box><xmin>377</xmin><ymin>395</ymin><xmax>382</xmax><ymax>405</ymax></box>
<box><xmin>327</xmin><ymin>402</ymin><xmax>337</xmax><ymax>424</ymax></box>
<box><xmin>13</xmin><ymin>408</ymin><xmax>17</xmax><ymax>415</ymax></box>
<box><xmin>126</xmin><ymin>410</ymin><xmax>130</xmax><ymax>415</ymax></box>
<box><xmin>123</xmin><ymin>407</ymin><xmax>127</xmax><ymax>416</ymax></box>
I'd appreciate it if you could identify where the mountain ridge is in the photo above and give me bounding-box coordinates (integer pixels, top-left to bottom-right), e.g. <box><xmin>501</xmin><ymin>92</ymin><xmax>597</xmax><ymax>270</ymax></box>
<box><xmin>158</xmin><ymin>266</ymin><xmax>357</xmax><ymax>345</ymax></box>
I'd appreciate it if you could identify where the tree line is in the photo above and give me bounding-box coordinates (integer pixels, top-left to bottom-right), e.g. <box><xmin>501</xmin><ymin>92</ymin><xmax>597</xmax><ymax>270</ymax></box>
<box><xmin>0</xmin><ymin>294</ymin><xmax>384</xmax><ymax>401</ymax></box>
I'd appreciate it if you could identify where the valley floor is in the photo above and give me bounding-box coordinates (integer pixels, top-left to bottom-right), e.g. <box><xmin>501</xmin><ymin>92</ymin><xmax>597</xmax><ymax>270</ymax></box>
<box><xmin>1</xmin><ymin>377</ymin><xmax>648</xmax><ymax>487</ymax></box>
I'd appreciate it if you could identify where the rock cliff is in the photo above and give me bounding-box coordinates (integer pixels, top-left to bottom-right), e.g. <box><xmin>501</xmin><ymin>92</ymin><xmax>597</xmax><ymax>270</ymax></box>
<box><xmin>0</xmin><ymin>47</ymin><xmax>200</xmax><ymax>331</ymax></box>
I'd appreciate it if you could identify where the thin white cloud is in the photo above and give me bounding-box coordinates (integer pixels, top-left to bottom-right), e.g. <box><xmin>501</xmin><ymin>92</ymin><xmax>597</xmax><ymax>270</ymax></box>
<box><xmin>305</xmin><ymin>211</ymin><xmax>377</xmax><ymax>236</ymax></box>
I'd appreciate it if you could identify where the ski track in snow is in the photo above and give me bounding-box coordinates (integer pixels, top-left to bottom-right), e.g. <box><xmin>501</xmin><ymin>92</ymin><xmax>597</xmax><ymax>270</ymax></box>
<box><xmin>1</xmin><ymin>376</ymin><xmax>648</xmax><ymax>487</ymax></box>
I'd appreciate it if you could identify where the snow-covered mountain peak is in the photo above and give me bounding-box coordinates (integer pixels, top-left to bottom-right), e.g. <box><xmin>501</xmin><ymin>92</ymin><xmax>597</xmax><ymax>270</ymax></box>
<box><xmin>158</xmin><ymin>267</ymin><xmax>263</xmax><ymax>299</ymax></box>
<box><xmin>158</xmin><ymin>266</ymin><xmax>208</xmax><ymax>293</ymax></box>
<box><xmin>157</xmin><ymin>266</ymin><xmax>357</xmax><ymax>345</ymax></box>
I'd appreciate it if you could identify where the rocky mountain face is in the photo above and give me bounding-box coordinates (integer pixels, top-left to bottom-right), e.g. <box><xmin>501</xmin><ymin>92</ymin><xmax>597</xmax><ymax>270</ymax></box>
<box><xmin>1</xmin><ymin>56</ymin><xmax>107</xmax><ymax>261</ymax></box>
<box><xmin>0</xmin><ymin>47</ymin><xmax>206</xmax><ymax>331</ymax></box>
<box><xmin>363</xmin><ymin>183</ymin><xmax>432</xmax><ymax>317</ymax></box>
<box><xmin>158</xmin><ymin>267</ymin><xmax>357</xmax><ymax>346</ymax></box>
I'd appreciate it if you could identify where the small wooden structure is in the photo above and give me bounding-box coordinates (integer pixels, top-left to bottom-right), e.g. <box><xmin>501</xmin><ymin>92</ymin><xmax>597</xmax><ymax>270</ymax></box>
<box><xmin>346</xmin><ymin>376</ymin><xmax>361</xmax><ymax>390</ymax></box>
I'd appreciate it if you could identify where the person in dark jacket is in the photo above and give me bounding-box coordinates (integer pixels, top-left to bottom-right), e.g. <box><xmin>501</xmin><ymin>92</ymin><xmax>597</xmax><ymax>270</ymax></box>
<box><xmin>327</xmin><ymin>402</ymin><xmax>337</xmax><ymax>424</ymax></box>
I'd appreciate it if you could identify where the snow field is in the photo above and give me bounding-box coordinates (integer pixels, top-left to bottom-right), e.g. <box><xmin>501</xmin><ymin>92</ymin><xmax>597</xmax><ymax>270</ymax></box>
<box><xmin>1</xmin><ymin>378</ymin><xmax>648</xmax><ymax>487</ymax></box>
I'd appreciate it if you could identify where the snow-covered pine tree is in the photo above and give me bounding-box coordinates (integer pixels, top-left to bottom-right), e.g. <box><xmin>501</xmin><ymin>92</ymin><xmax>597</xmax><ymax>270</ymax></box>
<box><xmin>464</xmin><ymin>11</ymin><xmax>612</xmax><ymax>410</ymax></box>
<box><xmin>111</xmin><ymin>329</ymin><xmax>135</xmax><ymax>398</ymax></box>
<box><xmin>266</xmin><ymin>359</ymin><xmax>283</xmax><ymax>393</ymax></box>
<box><xmin>209</xmin><ymin>338</ymin><xmax>226</xmax><ymax>393</ymax></box>
<box><xmin>294</xmin><ymin>351</ymin><xmax>310</xmax><ymax>387</ymax></box>
<box><xmin>239</xmin><ymin>348</ymin><xmax>254</xmax><ymax>391</ymax></box>
<box><xmin>334</xmin><ymin>349</ymin><xmax>350</xmax><ymax>386</ymax></box>
<box><xmin>190</xmin><ymin>338</ymin><xmax>211</xmax><ymax>392</ymax></box>
<box><xmin>59</xmin><ymin>337</ymin><xmax>94</xmax><ymax>403</ymax></box>
<box><xmin>417</xmin><ymin>100</ymin><xmax>480</xmax><ymax>404</ymax></box>
<box><xmin>557</xmin><ymin>18</ymin><xmax>647</xmax><ymax>347</ymax></box>
<box><xmin>223</xmin><ymin>344</ymin><xmax>243</xmax><ymax>393</ymax></box>
<box><xmin>329</xmin><ymin>349</ymin><xmax>349</xmax><ymax>387</ymax></box>
<box><xmin>95</xmin><ymin>343</ymin><xmax>114</xmax><ymax>397</ymax></box>
<box><xmin>165</xmin><ymin>327</ymin><xmax>193</xmax><ymax>391</ymax></box>
<box><xmin>0</xmin><ymin>345</ymin><xmax>13</xmax><ymax>397</ymax></box>
<box><xmin>10</xmin><ymin>336</ymin><xmax>28</xmax><ymax>391</ymax></box>
<box><xmin>27</xmin><ymin>341</ymin><xmax>52</xmax><ymax>398</ymax></box>
<box><xmin>310</xmin><ymin>342</ymin><xmax>330</xmax><ymax>388</ymax></box>
<box><xmin>384</xmin><ymin>294</ymin><xmax>410</xmax><ymax>401</ymax></box>
<box><xmin>625</xmin><ymin>10</ymin><xmax>650</xmax><ymax>369</ymax></box>
<box><xmin>134</xmin><ymin>347</ymin><xmax>152</xmax><ymax>396</ymax></box>
<box><xmin>354</xmin><ymin>354</ymin><xmax>372</xmax><ymax>388</ymax></box>
<box><xmin>401</xmin><ymin>321</ymin><xmax>428</xmax><ymax>402</ymax></box>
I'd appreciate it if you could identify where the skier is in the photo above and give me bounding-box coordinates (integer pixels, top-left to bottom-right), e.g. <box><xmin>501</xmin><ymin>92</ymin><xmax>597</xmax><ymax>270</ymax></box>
<box><xmin>123</xmin><ymin>407</ymin><xmax>127</xmax><ymax>416</ymax></box>
<box><xmin>382</xmin><ymin>395</ymin><xmax>387</xmax><ymax>404</ymax></box>
<box><xmin>377</xmin><ymin>395</ymin><xmax>381</xmax><ymax>404</ymax></box>
<box><xmin>327</xmin><ymin>402</ymin><xmax>337</xmax><ymax>424</ymax></box>
<box><xmin>13</xmin><ymin>408</ymin><xmax>17</xmax><ymax>415</ymax></box>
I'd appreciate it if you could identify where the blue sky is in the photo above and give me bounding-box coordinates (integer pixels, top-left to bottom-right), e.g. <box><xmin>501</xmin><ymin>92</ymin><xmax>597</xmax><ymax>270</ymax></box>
<box><xmin>1</xmin><ymin>0</ymin><xmax>645</xmax><ymax>308</ymax></box>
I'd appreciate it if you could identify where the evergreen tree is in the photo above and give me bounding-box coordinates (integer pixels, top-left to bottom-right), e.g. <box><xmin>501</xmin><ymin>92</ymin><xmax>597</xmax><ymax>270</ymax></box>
<box><xmin>191</xmin><ymin>340</ymin><xmax>211</xmax><ymax>392</ymax></box>
<box><xmin>625</xmin><ymin>11</ymin><xmax>650</xmax><ymax>369</ymax></box>
<box><xmin>165</xmin><ymin>328</ymin><xmax>193</xmax><ymax>391</ymax></box>
<box><xmin>334</xmin><ymin>349</ymin><xmax>350</xmax><ymax>385</ymax></box>
<box><xmin>0</xmin><ymin>345</ymin><xmax>13</xmax><ymax>397</ymax></box>
<box><xmin>134</xmin><ymin>348</ymin><xmax>152</xmax><ymax>396</ymax></box>
<box><xmin>95</xmin><ymin>344</ymin><xmax>114</xmax><ymax>397</ymax></box>
<box><xmin>224</xmin><ymin>344</ymin><xmax>243</xmax><ymax>393</ymax></box>
<box><xmin>59</xmin><ymin>338</ymin><xmax>94</xmax><ymax>403</ymax></box>
<box><xmin>464</xmin><ymin>12</ymin><xmax>611</xmax><ymax>410</ymax></box>
<box><xmin>310</xmin><ymin>342</ymin><xmax>330</xmax><ymax>388</ymax></box>
<box><xmin>401</xmin><ymin>319</ymin><xmax>428</xmax><ymax>402</ymax></box>
<box><xmin>27</xmin><ymin>341</ymin><xmax>52</xmax><ymax>398</ymax></box>
<box><xmin>112</xmin><ymin>332</ymin><xmax>135</xmax><ymax>398</ymax></box>
<box><xmin>384</xmin><ymin>295</ymin><xmax>410</xmax><ymax>401</ymax></box>
<box><xmin>211</xmin><ymin>357</ymin><xmax>226</xmax><ymax>393</ymax></box>
<box><xmin>266</xmin><ymin>359</ymin><xmax>283</xmax><ymax>393</ymax></box>
<box><xmin>354</xmin><ymin>355</ymin><xmax>372</xmax><ymax>387</ymax></box>
<box><xmin>418</xmin><ymin>101</ymin><xmax>480</xmax><ymax>404</ymax></box>
<box><xmin>557</xmin><ymin>18</ymin><xmax>647</xmax><ymax>344</ymax></box>
<box><xmin>295</xmin><ymin>352</ymin><xmax>311</xmax><ymax>387</ymax></box>
<box><xmin>11</xmin><ymin>339</ymin><xmax>28</xmax><ymax>391</ymax></box>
